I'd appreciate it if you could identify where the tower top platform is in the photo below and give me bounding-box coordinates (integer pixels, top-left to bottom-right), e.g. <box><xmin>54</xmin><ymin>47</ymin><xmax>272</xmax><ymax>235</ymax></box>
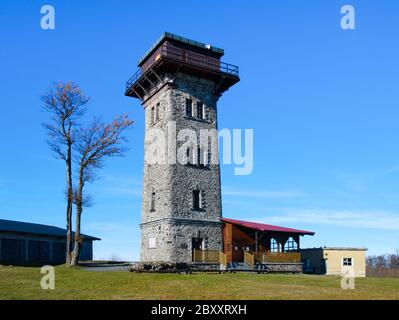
<box><xmin>125</xmin><ymin>32</ymin><xmax>239</xmax><ymax>102</ymax></box>
<box><xmin>138</xmin><ymin>32</ymin><xmax>225</xmax><ymax>66</ymax></box>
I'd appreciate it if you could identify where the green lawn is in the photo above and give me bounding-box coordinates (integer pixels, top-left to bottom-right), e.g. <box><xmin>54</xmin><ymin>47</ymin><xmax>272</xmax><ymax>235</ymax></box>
<box><xmin>1</xmin><ymin>265</ymin><xmax>398</xmax><ymax>300</ymax></box>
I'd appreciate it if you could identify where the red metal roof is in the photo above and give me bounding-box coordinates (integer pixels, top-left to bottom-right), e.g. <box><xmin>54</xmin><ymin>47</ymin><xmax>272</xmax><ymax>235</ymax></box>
<box><xmin>221</xmin><ymin>217</ymin><xmax>315</xmax><ymax>236</ymax></box>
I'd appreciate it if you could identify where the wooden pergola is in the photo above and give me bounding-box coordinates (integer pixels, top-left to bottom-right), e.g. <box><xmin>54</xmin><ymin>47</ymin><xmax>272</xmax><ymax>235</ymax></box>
<box><xmin>221</xmin><ymin>218</ymin><xmax>315</xmax><ymax>264</ymax></box>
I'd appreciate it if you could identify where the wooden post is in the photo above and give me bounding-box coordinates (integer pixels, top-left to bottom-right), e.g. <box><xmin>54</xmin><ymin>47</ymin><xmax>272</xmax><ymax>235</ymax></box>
<box><xmin>255</xmin><ymin>231</ymin><xmax>258</xmax><ymax>253</ymax></box>
<box><xmin>295</xmin><ymin>235</ymin><xmax>300</xmax><ymax>251</ymax></box>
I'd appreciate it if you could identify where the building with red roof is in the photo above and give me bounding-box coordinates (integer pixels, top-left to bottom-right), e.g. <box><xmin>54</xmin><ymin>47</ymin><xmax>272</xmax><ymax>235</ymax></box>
<box><xmin>220</xmin><ymin>217</ymin><xmax>314</xmax><ymax>266</ymax></box>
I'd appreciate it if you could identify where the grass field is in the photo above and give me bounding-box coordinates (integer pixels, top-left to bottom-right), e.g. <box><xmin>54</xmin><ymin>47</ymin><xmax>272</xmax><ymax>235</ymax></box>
<box><xmin>1</xmin><ymin>265</ymin><xmax>399</xmax><ymax>300</ymax></box>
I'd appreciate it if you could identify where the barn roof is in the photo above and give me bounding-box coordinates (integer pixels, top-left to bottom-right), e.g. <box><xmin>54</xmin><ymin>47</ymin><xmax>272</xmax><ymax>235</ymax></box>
<box><xmin>221</xmin><ymin>217</ymin><xmax>315</xmax><ymax>236</ymax></box>
<box><xmin>0</xmin><ymin>219</ymin><xmax>100</xmax><ymax>241</ymax></box>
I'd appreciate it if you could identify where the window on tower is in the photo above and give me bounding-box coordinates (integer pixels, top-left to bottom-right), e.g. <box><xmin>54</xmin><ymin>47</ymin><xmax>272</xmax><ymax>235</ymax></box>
<box><xmin>197</xmin><ymin>101</ymin><xmax>204</xmax><ymax>119</ymax></box>
<box><xmin>155</xmin><ymin>102</ymin><xmax>160</xmax><ymax>122</ymax></box>
<box><xmin>150</xmin><ymin>106</ymin><xmax>155</xmax><ymax>124</ymax></box>
<box><xmin>187</xmin><ymin>147</ymin><xmax>194</xmax><ymax>165</ymax></box>
<box><xmin>150</xmin><ymin>191</ymin><xmax>156</xmax><ymax>212</ymax></box>
<box><xmin>192</xmin><ymin>189</ymin><xmax>201</xmax><ymax>210</ymax></box>
<box><xmin>186</xmin><ymin>99</ymin><xmax>193</xmax><ymax>117</ymax></box>
<box><xmin>197</xmin><ymin>147</ymin><xmax>207</xmax><ymax>167</ymax></box>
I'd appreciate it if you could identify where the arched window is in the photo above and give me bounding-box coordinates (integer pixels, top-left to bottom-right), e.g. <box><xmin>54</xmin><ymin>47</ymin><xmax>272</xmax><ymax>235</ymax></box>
<box><xmin>284</xmin><ymin>237</ymin><xmax>298</xmax><ymax>252</ymax></box>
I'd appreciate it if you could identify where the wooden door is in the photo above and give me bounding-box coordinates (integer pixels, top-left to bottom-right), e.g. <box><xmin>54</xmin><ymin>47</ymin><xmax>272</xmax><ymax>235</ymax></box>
<box><xmin>232</xmin><ymin>244</ymin><xmax>244</xmax><ymax>262</ymax></box>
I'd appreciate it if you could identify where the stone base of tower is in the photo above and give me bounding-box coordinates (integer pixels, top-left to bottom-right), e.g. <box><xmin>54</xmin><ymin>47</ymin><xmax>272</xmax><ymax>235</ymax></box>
<box><xmin>140</xmin><ymin>219</ymin><xmax>222</xmax><ymax>263</ymax></box>
<box><xmin>129</xmin><ymin>261</ymin><xmax>224</xmax><ymax>273</ymax></box>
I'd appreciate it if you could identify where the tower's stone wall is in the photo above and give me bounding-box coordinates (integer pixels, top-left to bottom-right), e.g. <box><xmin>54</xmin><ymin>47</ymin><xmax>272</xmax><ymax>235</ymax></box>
<box><xmin>141</xmin><ymin>220</ymin><xmax>222</xmax><ymax>262</ymax></box>
<box><xmin>140</xmin><ymin>72</ymin><xmax>223</xmax><ymax>263</ymax></box>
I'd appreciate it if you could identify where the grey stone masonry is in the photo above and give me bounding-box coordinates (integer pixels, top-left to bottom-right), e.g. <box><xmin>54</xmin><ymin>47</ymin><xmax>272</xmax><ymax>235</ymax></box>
<box><xmin>140</xmin><ymin>72</ymin><xmax>223</xmax><ymax>263</ymax></box>
<box><xmin>255</xmin><ymin>263</ymin><xmax>303</xmax><ymax>273</ymax></box>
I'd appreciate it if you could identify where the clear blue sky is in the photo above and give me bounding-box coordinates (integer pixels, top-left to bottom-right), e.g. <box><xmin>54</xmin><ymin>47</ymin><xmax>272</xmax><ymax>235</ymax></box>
<box><xmin>1</xmin><ymin>0</ymin><xmax>398</xmax><ymax>260</ymax></box>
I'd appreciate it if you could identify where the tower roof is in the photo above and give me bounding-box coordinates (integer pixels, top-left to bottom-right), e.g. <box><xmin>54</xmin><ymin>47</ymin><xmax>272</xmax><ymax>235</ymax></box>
<box><xmin>138</xmin><ymin>32</ymin><xmax>225</xmax><ymax>66</ymax></box>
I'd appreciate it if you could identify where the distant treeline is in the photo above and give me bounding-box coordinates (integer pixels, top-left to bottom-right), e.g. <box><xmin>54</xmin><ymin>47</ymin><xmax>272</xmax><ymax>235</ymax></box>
<box><xmin>367</xmin><ymin>251</ymin><xmax>399</xmax><ymax>277</ymax></box>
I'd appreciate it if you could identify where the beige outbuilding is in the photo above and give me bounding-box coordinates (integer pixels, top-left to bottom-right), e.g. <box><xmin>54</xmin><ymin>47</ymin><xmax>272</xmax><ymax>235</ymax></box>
<box><xmin>301</xmin><ymin>247</ymin><xmax>367</xmax><ymax>277</ymax></box>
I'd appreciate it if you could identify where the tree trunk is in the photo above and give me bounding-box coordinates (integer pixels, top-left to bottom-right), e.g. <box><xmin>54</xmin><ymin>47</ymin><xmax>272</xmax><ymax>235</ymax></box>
<box><xmin>65</xmin><ymin>147</ymin><xmax>73</xmax><ymax>265</ymax></box>
<box><xmin>70</xmin><ymin>211</ymin><xmax>81</xmax><ymax>266</ymax></box>
<box><xmin>70</xmin><ymin>171</ymin><xmax>84</xmax><ymax>266</ymax></box>
<box><xmin>65</xmin><ymin>195</ymin><xmax>72</xmax><ymax>264</ymax></box>
<box><xmin>70</xmin><ymin>205</ymin><xmax>82</xmax><ymax>266</ymax></box>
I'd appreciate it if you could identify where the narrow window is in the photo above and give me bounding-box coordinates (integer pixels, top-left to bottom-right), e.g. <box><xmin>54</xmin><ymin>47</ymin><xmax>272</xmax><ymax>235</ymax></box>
<box><xmin>186</xmin><ymin>99</ymin><xmax>192</xmax><ymax>117</ymax></box>
<box><xmin>150</xmin><ymin>106</ymin><xmax>155</xmax><ymax>124</ymax></box>
<box><xmin>150</xmin><ymin>192</ymin><xmax>156</xmax><ymax>212</ymax></box>
<box><xmin>193</xmin><ymin>189</ymin><xmax>201</xmax><ymax>209</ymax></box>
<box><xmin>197</xmin><ymin>147</ymin><xmax>207</xmax><ymax>167</ymax></box>
<box><xmin>197</xmin><ymin>101</ymin><xmax>203</xmax><ymax>119</ymax></box>
<box><xmin>155</xmin><ymin>102</ymin><xmax>160</xmax><ymax>122</ymax></box>
<box><xmin>187</xmin><ymin>147</ymin><xmax>194</xmax><ymax>165</ymax></box>
<box><xmin>197</xmin><ymin>147</ymin><xmax>202</xmax><ymax>166</ymax></box>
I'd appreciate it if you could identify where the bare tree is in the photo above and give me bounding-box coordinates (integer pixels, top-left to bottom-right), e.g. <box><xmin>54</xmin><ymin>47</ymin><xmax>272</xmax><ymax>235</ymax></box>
<box><xmin>70</xmin><ymin>115</ymin><xmax>133</xmax><ymax>266</ymax></box>
<box><xmin>42</xmin><ymin>82</ymin><xmax>89</xmax><ymax>264</ymax></box>
<box><xmin>366</xmin><ymin>250</ymin><xmax>399</xmax><ymax>277</ymax></box>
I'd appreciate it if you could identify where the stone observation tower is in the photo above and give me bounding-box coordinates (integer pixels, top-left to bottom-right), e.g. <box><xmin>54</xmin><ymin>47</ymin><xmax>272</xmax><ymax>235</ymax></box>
<box><xmin>125</xmin><ymin>32</ymin><xmax>239</xmax><ymax>263</ymax></box>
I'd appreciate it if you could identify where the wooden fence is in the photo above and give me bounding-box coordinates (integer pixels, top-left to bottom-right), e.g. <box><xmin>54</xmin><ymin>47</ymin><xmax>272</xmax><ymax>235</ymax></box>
<box><xmin>193</xmin><ymin>250</ymin><xmax>300</xmax><ymax>265</ymax></box>
<box><xmin>193</xmin><ymin>249</ymin><xmax>227</xmax><ymax>266</ymax></box>
<box><xmin>244</xmin><ymin>251</ymin><xmax>255</xmax><ymax>268</ymax></box>
<box><xmin>254</xmin><ymin>252</ymin><xmax>301</xmax><ymax>263</ymax></box>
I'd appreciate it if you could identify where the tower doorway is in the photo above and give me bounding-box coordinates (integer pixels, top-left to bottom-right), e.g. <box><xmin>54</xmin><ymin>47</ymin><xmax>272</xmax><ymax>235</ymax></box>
<box><xmin>192</xmin><ymin>238</ymin><xmax>204</xmax><ymax>262</ymax></box>
<box><xmin>192</xmin><ymin>237</ymin><xmax>203</xmax><ymax>251</ymax></box>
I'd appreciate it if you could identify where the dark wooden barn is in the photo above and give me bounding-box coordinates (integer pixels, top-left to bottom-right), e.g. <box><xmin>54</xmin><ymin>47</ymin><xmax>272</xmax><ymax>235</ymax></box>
<box><xmin>0</xmin><ymin>219</ymin><xmax>100</xmax><ymax>265</ymax></box>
